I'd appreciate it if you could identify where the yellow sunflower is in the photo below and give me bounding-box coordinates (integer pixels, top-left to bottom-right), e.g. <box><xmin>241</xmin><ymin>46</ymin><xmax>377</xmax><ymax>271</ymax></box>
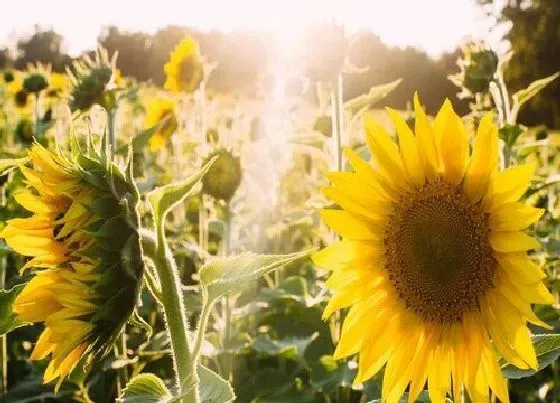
<box><xmin>0</xmin><ymin>143</ymin><xmax>143</xmax><ymax>389</ymax></box>
<box><xmin>313</xmin><ymin>94</ymin><xmax>553</xmax><ymax>403</ymax></box>
<box><xmin>145</xmin><ymin>98</ymin><xmax>178</xmax><ymax>151</ymax></box>
<box><xmin>164</xmin><ymin>36</ymin><xmax>203</xmax><ymax>93</ymax></box>
<box><xmin>47</xmin><ymin>72</ymin><xmax>70</xmax><ymax>98</ymax></box>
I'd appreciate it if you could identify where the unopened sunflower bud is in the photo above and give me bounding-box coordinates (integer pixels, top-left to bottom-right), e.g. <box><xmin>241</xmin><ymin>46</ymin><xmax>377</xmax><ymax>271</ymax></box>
<box><xmin>68</xmin><ymin>48</ymin><xmax>117</xmax><ymax>112</ymax></box>
<box><xmin>452</xmin><ymin>42</ymin><xmax>499</xmax><ymax>94</ymax></box>
<box><xmin>3</xmin><ymin>70</ymin><xmax>14</xmax><ymax>83</ymax></box>
<box><xmin>0</xmin><ymin>142</ymin><xmax>143</xmax><ymax>389</ymax></box>
<box><xmin>23</xmin><ymin>73</ymin><xmax>49</xmax><ymax>94</ymax></box>
<box><xmin>201</xmin><ymin>149</ymin><xmax>242</xmax><ymax>202</ymax></box>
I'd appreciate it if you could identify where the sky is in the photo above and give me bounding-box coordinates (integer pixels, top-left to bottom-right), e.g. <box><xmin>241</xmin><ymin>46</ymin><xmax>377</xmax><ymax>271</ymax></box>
<box><xmin>0</xmin><ymin>0</ymin><xmax>505</xmax><ymax>57</ymax></box>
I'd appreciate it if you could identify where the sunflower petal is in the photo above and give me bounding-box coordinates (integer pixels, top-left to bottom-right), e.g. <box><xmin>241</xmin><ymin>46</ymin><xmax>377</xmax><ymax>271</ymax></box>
<box><xmin>490</xmin><ymin>202</ymin><xmax>544</xmax><ymax>231</ymax></box>
<box><xmin>489</xmin><ymin>231</ymin><xmax>541</xmax><ymax>252</ymax></box>
<box><xmin>482</xmin><ymin>162</ymin><xmax>537</xmax><ymax>211</ymax></box>
<box><xmin>386</xmin><ymin>107</ymin><xmax>424</xmax><ymax>186</ymax></box>
<box><xmin>463</xmin><ymin>112</ymin><xmax>499</xmax><ymax>203</ymax></box>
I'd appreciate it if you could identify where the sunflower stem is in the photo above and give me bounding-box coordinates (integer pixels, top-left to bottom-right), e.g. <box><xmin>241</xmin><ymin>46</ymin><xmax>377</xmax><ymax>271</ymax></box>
<box><xmin>330</xmin><ymin>73</ymin><xmax>344</xmax><ymax>172</ymax></box>
<box><xmin>0</xmin><ymin>255</ymin><xmax>7</xmax><ymax>396</ymax></box>
<box><xmin>107</xmin><ymin>107</ymin><xmax>117</xmax><ymax>162</ymax></box>
<box><xmin>153</xmin><ymin>222</ymin><xmax>198</xmax><ymax>403</ymax></box>
<box><xmin>33</xmin><ymin>93</ymin><xmax>41</xmax><ymax>139</ymax></box>
<box><xmin>191</xmin><ymin>292</ymin><xmax>213</xmax><ymax>369</ymax></box>
<box><xmin>197</xmin><ymin>83</ymin><xmax>209</xmax><ymax>252</ymax></box>
<box><xmin>489</xmin><ymin>73</ymin><xmax>513</xmax><ymax>167</ymax></box>
<box><xmin>221</xmin><ymin>202</ymin><xmax>233</xmax><ymax>381</ymax></box>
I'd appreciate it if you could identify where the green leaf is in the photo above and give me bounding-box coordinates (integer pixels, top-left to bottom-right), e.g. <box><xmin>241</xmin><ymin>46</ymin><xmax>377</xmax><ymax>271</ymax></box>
<box><xmin>513</xmin><ymin>72</ymin><xmax>559</xmax><ymax>112</ymax></box>
<box><xmin>344</xmin><ymin>79</ymin><xmax>402</xmax><ymax>115</ymax></box>
<box><xmin>0</xmin><ymin>157</ymin><xmax>29</xmax><ymax>176</ymax></box>
<box><xmin>0</xmin><ymin>284</ymin><xmax>28</xmax><ymax>335</ymax></box>
<box><xmin>499</xmin><ymin>124</ymin><xmax>524</xmax><ymax>149</ymax></box>
<box><xmin>310</xmin><ymin>355</ymin><xmax>356</xmax><ymax>393</ymax></box>
<box><xmin>117</xmin><ymin>126</ymin><xmax>157</xmax><ymax>154</ymax></box>
<box><xmin>128</xmin><ymin>308</ymin><xmax>153</xmax><ymax>339</ymax></box>
<box><xmin>118</xmin><ymin>373</ymin><xmax>172</xmax><ymax>402</ymax></box>
<box><xmin>199</xmin><ymin>250</ymin><xmax>312</xmax><ymax>304</ymax></box>
<box><xmin>250</xmin><ymin>333</ymin><xmax>318</xmax><ymax>364</ymax></box>
<box><xmin>148</xmin><ymin>157</ymin><xmax>217</xmax><ymax>231</ymax></box>
<box><xmin>198</xmin><ymin>364</ymin><xmax>235</xmax><ymax>403</ymax></box>
<box><xmin>502</xmin><ymin>334</ymin><xmax>560</xmax><ymax>379</ymax></box>
<box><xmin>3</xmin><ymin>373</ymin><xmax>73</xmax><ymax>402</ymax></box>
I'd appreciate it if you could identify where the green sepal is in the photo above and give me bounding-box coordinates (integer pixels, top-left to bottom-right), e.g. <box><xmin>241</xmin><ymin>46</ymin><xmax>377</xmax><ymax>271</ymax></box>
<box><xmin>128</xmin><ymin>309</ymin><xmax>153</xmax><ymax>339</ymax></box>
<box><xmin>85</xmin><ymin>195</ymin><xmax>122</xmax><ymax>219</ymax></box>
<box><xmin>0</xmin><ymin>284</ymin><xmax>29</xmax><ymax>335</ymax></box>
<box><xmin>0</xmin><ymin>157</ymin><xmax>30</xmax><ymax>177</ymax></box>
<box><xmin>86</xmin><ymin>215</ymin><xmax>131</xmax><ymax>251</ymax></box>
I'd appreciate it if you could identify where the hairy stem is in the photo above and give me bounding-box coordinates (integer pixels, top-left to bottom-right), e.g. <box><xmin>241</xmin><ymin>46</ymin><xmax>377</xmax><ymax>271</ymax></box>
<box><xmin>1</xmin><ymin>256</ymin><xmax>6</xmax><ymax>396</ymax></box>
<box><xmin>107</xmin><ymin>107</ymin><xmax>117</xmax><ymax>161</ymax></box>
<box><xmin>151</xmin><ymin>224</ymin><xmax>198</xmax><ymax>402</ymax></box>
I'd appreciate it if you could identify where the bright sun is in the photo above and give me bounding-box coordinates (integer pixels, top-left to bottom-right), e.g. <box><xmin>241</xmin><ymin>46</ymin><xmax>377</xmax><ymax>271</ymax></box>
<box><xmin>0</xmin><ymin>0</ymin><xmax>497</xmax><ymax>57</ymax></box>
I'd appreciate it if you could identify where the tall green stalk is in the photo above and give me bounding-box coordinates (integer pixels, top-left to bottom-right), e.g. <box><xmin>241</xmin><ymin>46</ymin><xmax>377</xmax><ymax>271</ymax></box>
<box><xmin>221</xmin><ymin>203</ymin><xmax>233</xmax><ymax>381</ymax></box>
<box><xmin>107</xmin><ymin>107</ymin><xmax>117</xmax><ymax>161</ymax></box>
<box><xmin>1</xmin><ymin>256</ymin><xmax>6</xmax><ymax>396</ymax></box>
<box><xmin>197</xmin><ymin>83</ymin><xmax>208</xmax><ymax>251</ymax></box>
<box><xmin>330</xmin><ymin>74</ymin><xmax>344</xmax><ymax>172</ymax></box>
<box><xmin>153</xmin><ymin>222</ymin><xmax>198</xmax><ymax>402</ymax></box>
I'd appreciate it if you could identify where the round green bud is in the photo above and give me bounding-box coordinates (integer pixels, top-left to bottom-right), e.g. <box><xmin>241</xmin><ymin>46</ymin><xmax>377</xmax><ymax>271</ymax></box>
<box><xmin>70</xmin><ymin>67</ymin><xmax>112</xmax><ymax>112</ymax></box>
<box><xmin>3</xmin><ymin>70</ymin><xmax>14</xmax><ymax>83</ymax></box>
<box><xmin>23</xmin><ymin>73</ymin><xmax>49</xmax><ymax>94</ymax></box>
<box><xmin>460</xmin><ymin>45</ymin><xmax>499</xmax><ymax>94</ymax></box>
<box><xmin>202</xmin><ymin>149</ymin><xmax>242</xmax><ymax>202</ymax></box>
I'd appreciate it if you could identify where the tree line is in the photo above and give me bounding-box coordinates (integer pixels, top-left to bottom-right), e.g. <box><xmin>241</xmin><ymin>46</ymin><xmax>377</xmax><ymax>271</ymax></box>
<box><xmin>2</xmin><ymin>0</ymin><xmax>558</xmax><ymax>127</ymax></box>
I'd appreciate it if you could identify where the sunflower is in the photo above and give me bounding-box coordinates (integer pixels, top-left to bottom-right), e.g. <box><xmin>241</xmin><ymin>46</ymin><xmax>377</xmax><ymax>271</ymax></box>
<box><xmin>145</xmin><ymin>98</ymin><xmax>178</xmax><ymax>151</ymax></box>
<box><xmin>0</xmin><ymin>142</ymin><xmax>143</xmax><ymax>389</ymax></box>
<box><xmin>164</xmin><ymin>36</ymin><xmax>203</xmax><ymax>93</ymax></box>
<box><xmin>68</xmin><ymin>47</ymin><xmax>117</xmax><ymax>112</ymax></box>
<box><xmin>47</xmin><ymin>72</ymin><xmax>70</xmax><ymax>98</ymax></box>
<box><xmin>313</xmin><ymin>94</ymin><xmax>553</xmax><ymax>403</ymax></box>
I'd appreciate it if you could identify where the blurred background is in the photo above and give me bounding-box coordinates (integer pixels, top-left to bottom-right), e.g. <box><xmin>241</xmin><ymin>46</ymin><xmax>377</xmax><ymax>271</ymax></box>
<box><xmin>0</xmin><ymin>0</ymin><xmax>558</xmax><ymax>128</ymax></box>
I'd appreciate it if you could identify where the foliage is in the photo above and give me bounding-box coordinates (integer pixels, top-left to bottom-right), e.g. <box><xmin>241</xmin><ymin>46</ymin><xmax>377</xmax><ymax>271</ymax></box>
<box><xmin>0</xmin><ymin>13</ymin><xmax>558</xmax><ymax>403</ymax></box>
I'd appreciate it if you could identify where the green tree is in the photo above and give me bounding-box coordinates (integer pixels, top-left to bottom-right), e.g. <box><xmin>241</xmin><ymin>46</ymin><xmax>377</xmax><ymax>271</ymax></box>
<box><xmin>478</xmin><ymin>0</ymin><xmax>560</xmax><ymax>127</ymax></box>
<box><xmin>14</xmin><ymin>26</ymin><xmax>70</xmax><ymax>71</ymax></box>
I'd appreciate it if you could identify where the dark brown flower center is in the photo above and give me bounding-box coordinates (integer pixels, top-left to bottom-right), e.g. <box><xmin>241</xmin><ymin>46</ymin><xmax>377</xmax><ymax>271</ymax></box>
<box><xmin>383</xmin><ymin>181</ymin><xmax>496</xmax><ymax>323</ymax></box>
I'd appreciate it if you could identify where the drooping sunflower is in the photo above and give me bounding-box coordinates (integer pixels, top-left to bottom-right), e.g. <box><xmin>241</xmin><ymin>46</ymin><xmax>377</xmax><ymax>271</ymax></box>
<box><xmin>0</xmin><ymin>142</ymin><xmax>143</xmax><ymax>389</ymax></box>
<box><xmin>68</xmin><ymin>47</ymin><xmax>117</xmax><ymax>112</ymax></box>
<box><xmin>145</xmin><ymin>98</ymin><xmax>178</xmax><ymax>151</ymax></box>
<box><xmin>164</xmin><ymin>36</ymin><xmax>203</xmax><ymax>93</ymax></box>
<box><xmin>313</xmin><ymin>95</ymin><xmax>553</xmax><ymax>403</ymax></box>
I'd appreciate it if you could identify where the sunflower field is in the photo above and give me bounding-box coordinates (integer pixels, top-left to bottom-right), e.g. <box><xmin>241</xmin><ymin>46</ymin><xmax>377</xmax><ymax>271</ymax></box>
<box><xmin>0</xmin><ymin>16</ymin><xmax>560</xmax><ymax>403</ymax></box>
